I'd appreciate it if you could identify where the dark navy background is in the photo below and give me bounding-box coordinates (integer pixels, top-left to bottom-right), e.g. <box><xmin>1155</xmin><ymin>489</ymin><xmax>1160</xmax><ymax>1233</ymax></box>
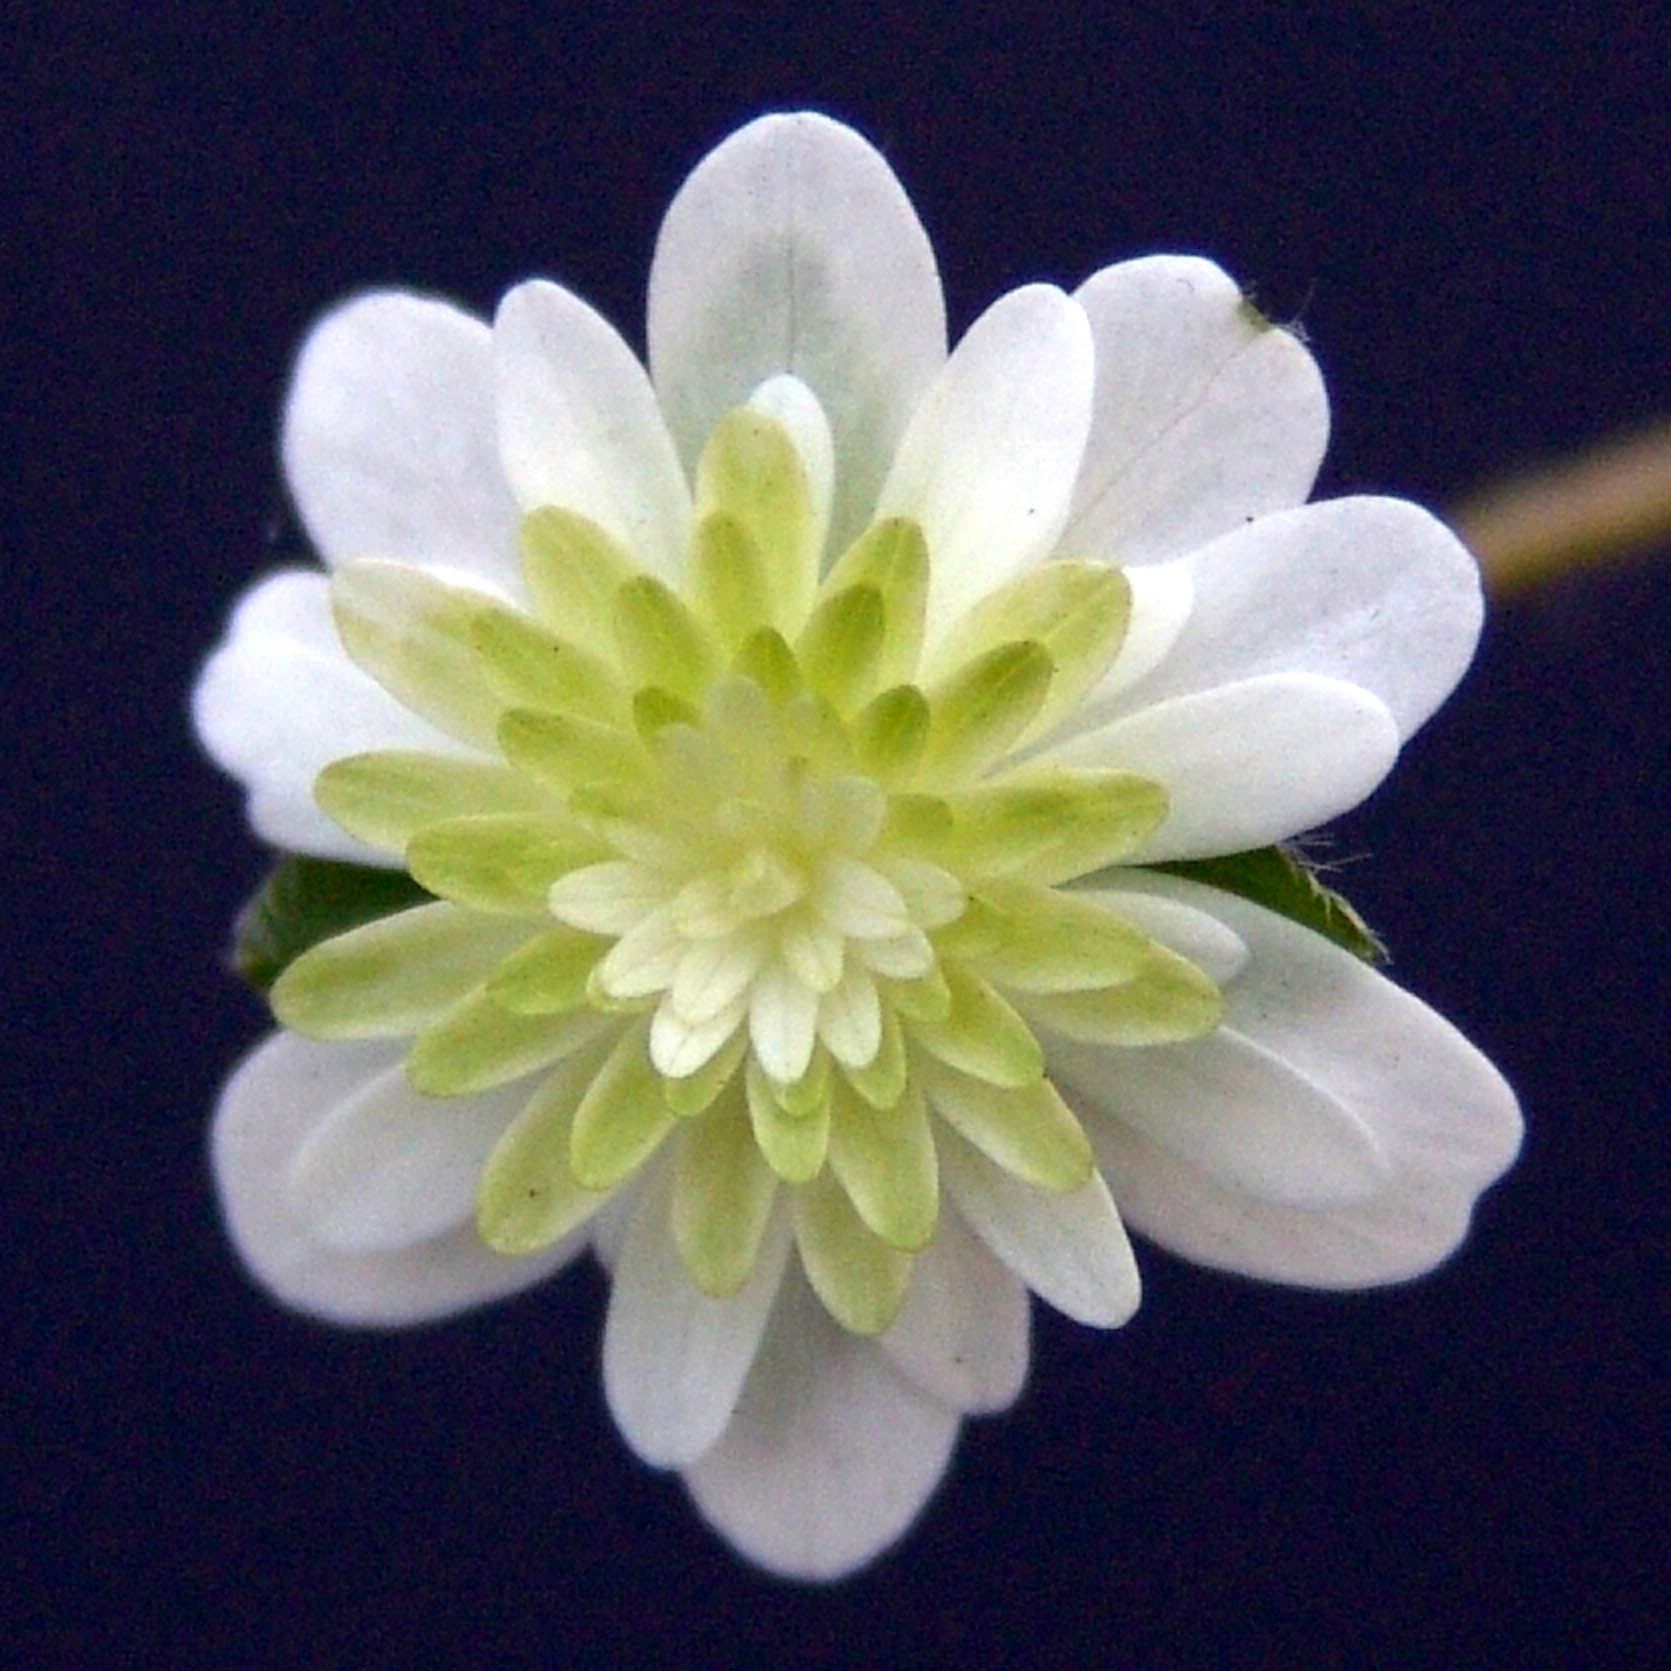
<box><xmin>9</xmin><ymin>3</ymin><xmax>1666</xmax><ymax>1663</ymax></box>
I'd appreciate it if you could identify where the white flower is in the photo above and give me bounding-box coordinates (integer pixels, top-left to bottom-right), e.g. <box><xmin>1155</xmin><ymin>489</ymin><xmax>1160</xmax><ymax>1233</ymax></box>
<box><xmin>193</xmin><ymin>112</ymin><xmax>1522</xmax><ymax>1581</ymax></box>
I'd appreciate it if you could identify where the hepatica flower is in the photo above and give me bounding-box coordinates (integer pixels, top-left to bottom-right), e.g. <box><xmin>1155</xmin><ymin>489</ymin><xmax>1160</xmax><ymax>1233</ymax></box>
<box><xmin>194</xmin><ymin>112</ymin><xmax>1522</xmax><ymax>1579</ymax></box>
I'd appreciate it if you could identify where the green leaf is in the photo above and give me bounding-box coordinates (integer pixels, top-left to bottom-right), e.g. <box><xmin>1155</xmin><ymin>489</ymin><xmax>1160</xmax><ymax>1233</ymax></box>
<box><xmin>1151</xmin><ymin>845</ymin><xmax>1388</xmax><ymax>964</ymax></box>
<box><xmin>233</xmin><ymin>855</ymin><xmax>433</xmax><ymax>994</ymax></box>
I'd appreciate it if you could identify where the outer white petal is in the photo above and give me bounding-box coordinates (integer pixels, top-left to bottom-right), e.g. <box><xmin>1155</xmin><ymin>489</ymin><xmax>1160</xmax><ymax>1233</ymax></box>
<box><xmin>603</xmin><ymin>1166</ymin><xmax>793</xmax><ymax>1468</ymax></box>
<box><xmin>212</xmin><ymin>1033</ymin><xmax>581</xmax><ymax>1326</ymax></box>
<box><xmin>191</xmin><ymin>569</ymin><xmax>470</xmax><ymax>861</ymax></box>
<box><xmin>281</xmin><ymin>291</ymin><xmax>521</xmax><ymax>591</ymax></box>
<box><xmin>494</xmin><ymin>280</ymin><xmax>692</xmax><ymax>580</ymax></box>
<box><xmin>878</xmin><ymin>284</ymin><xmax>1095</xmax><ymax>649</ymax></box>
<box><xmin>878</xmin><ymin>1203</ymin><xmax>1030</xmax><ymax>1414</ymax></box>
<box><xmin>1087</xmin><ymin>873</ymin><xmax>1523</xmax><ymax>1287</ymax></box>
<box><xmin>1061</xmin><ymin>256</ymin><xmax>1328</xmax><ymax>563</ymax></box>
<box><xmin>939</xmin><ymin>1129</ymin><xmax>1141</xmax><ymax>1328</ymax></box>
<box><xmin>1047</xmin><ymin>1030</ymin><xmax>1390</xmax><ymax>1210</ymax></box>
<box><xmin>1078</xmin><ymin>887</ymin><xmax>1251</xmax><ymax>986</ymax></box>
<box><xmin>648</xmin><ymin>111</ymin><xmax>947</xmax><ymax>559</ymax></box>
<box><xmin>1046</xmin><ymin>672</ymin><xmax>1402</xmax><ymax>862</ymax></box>
<box><xmin>682</xmin><ymin>1266</ymin><xmax>960</xmax><ymax>1581</ymax></box>
<box><xmin>287</xmin><ymin>1061</ymin><xmax>532</xmax><ymax>1252</ymax></box>
<box><xmin>1067</xmin><ymin>499</ymin><xmax>1484</xmax><ymax>745</ymax></box>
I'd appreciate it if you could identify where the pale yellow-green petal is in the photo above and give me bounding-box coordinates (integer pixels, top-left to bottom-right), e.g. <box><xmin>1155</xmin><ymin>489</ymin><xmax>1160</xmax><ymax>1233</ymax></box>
<box><xmin>826</xmin><ymin>1079</ymin><xmax>938</xmax><ymax>1251</ymax></box>
<box><xmin>330</xmin><ymin>561</ymin><xmax>504</xmax><ymax>748</ymax></box>
<box><xmin>919</xmin><ymin>641</ymin><xmax>1054</xmax><ymax>786</ymax></box>
<box><xmin>612</xmin><ymin>575</ymin><xmax>721</xmax><ymax>702</ymax></box>
<box><xmin>486</xmin><ymin>923</ymin><xmax>611</xmax><ymax>1014</ymax></box>
<box><xmin>315</xmin><ymin>751</ymin><xmax>553</xmax><ymax>855</ymax></box>
<box><xmin>468</xmin><ymin>604</ymin><xmax>628</xmax><ymax>727</ymax></box>
<box><xmin>842</xmin><ymin>1004</ymin><xmax>908</xmax><ymax>1108</ymax></box>
<box><xmin>925</xmin><ymin>561</ymin><xmax>1131</xmax><ymax>743</ymax></box>
<box><xmin>851</xmin><ymin>685</ymin><xmax>930</xmax><ymax>784</ymax></box>
<box><xmin>405</xmin><ymin>814</ymin><xmax>602</xmax><ymax>914</ymax></box>
<box><xmin>567</xmin><ymin>1022</ymin><xmax>676</xmax><ymax>1190</ymax></box>
<box><xmin>910</xmin><ymin>964</ymin><xmax>1044</xmax><ymax>1086</ymax></box>
<box><xmin>1021</xmin><ymin>945</ymin><xmax>1223</xmax><ymax>1046</ymax></box>
<box><xmin>407</xmin><ymin>991</ymin><xmax>611</xmax><ymax>1096</ymax></box>
<box><xmin>694</xmin><ymin>407</ymin><xmax>818</xmax><ymax>636</ymax></box>
<box><xmin>919</xmin><ymin>1056</ymin><xmax>1093</xmax><ymax>1191</ymax></box>
<box><xmin>687</xmin><ymin>512</ymin><xmax>769</xmax><ymax>653</ymax></box>
<box><xmin>821</xmin><ymin>517</ymin><xmax>929</xmax><ymax>688</ymax></box>
<box><xmin>475</xmin><ymin>1039</ymin><xmax>618</xmax><ymax>1253</ymax></box>
<box><xmin>497</xmin><ymin>707</ymin><xmax>645</xmax><ymax>792</ymax></box>
<box><xmin>938</xmin><ymin>876</ymin><xmax>1152</xmax><ymax>991</ymax></box>
<box><xmin>940</xmin><ymin>768</ymin><xmax>1169</xmax><ymax>883</ymax></box>
<box><xmin>519</xmin><ymin>506</ymin><xmax>643</xmax><ymax>659</ymax></box>
<box><xmin>796</xmin><ymin>585</ymin><xmax>885</xmax><ymax>715</ymax></box>
<box><xmin>793</xmin><ymin>1169</ymin><xmax>912</xmax><ymax>1336</ymax></box>
<box><xmin>671</xmin><ymin>1090</ymin><xmax>779</xmax><ymax>1296</ymax></box>
<box><xmin>745</xmin><ymin>1061</ymin><xmax>830</xmax><ymax>1183</ymax></box>
<box><xmin>271</xmin><ymin>903</ymin><xmax>532</xmax><ymax>1038</ymax></box>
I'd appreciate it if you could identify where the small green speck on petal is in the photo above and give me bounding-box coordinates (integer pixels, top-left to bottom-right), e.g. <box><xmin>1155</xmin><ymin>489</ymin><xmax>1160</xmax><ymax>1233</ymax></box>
<box><xmin>407</xmin><ymin>991</ymin><xmax>611</xmax><ymax>1096</ymax></box>
<box><xmin>497</xmin><ymin>707</ymin><xmax>645</xmax><ymax>793</ymax></box>
<box><xmin>468</xmin><ymin>605</ymin><xmax>628</xmax><ymax>728</ymax></box>
<box><xmin>939</xmin><ymin>877</ymin><xmax>1152</xmax><ymax>991</ymax></box>
<box><xmin>926</xmin><ymin>562</ymin><xmax>1131</xmax><ymax>744</ymax></box>
<box><xmin>567</xmin><ymin>1022</ymin><xmax>676</xmax><ymax>1191</ymax></box>
<box><xmin>745</xmin><ymin>1061</ymin><xmax>830</xmax><ymax>1183</ymax></box>
<box><xmin>919</xmin><ymin>1056</ymin><xmax>1093</xmax><ymax>1192</ymax></box>
<box><xmin>475</xmin><ymin>1040</ymin><xmax>617</xmax><ymax>1254</ymax></box>
<box><xmin>1021</xmin><ymin>944</ymin><xmax>1223</xmax><ymax>1046</ymax></box>
<box><xmin>911</xmin><ymin>963</ymin><xmax>1044</xmax><ymax>1086</ymax></box>
<box><xmin>271</xmin><ymin>902</ymin><xmax>531</xmax><ymax>1038</ymax></box>
<box><xmin>315</xmin><ymin>752</ymin><xmax>552</xmax><ymax>855</ymax></box>
<box><xmin>485</xmin><ymin>923</ymin><xmax>611</xmax><ymax>1014</ymax></box>
<box><xmin>612</xmin><ymin>575</ymin><xmax>720</xmax><ymax>702</ymax></box>
<box><xmin>796</xmin><ymin>585</ymin><xmax>886</xmax><ymax>715</ymax></box>
<box><xmin>694</xmin><ymin>407</ymin><xmax>818</xmax><ymax>635</ymax></box>
<box><xmin>405</xmin><ymin>814</ymin><xmax>603</xmax><ymax>914</ymax></box>
<box><xmin>794</xmin><ymin>1169</ymin><xmax>912</xmax><ymax>1336</ymax></box>
<box><xmin>919</xmin><ymin>641</ymin><xmax>1054</xmax><ymax>785</ymax></box>
<box><xmin>671</xmin><ymin>1090</ymin><xmax>779</xmax><ymax>1297</ymax></box>
<box><xmin>519</xmin><ymin>506</ymin><xmax>642</xmax><ymax>660</ymax></box>
<box><xmin>329</xmin><ymin>561</ymin><xmax>505</xmax><ymax>748</ymax></box>
<box><xmin>851</xmin><ymin>685</ymin><xmax>931</xmax><ymax>785</ymax></box>
<box><xmin>942</xmin><ymin>768</ymin><xmax>1170</xmax><ymax>884</ymax></box>
<box><xmin>826</xmin><ymin>1078</ymin><xmax>938</xmax><ymax>1251</ymax></box>
<box><xmin>821</xmin><ymin>518</ymin><xmax>929</xmax><ymax>688</ymax></box>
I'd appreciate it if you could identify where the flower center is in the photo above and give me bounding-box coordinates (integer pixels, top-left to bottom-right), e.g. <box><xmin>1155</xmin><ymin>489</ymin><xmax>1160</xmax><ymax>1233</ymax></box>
<box><xmin>273</xmin><ymin>387</ymin><xmax>1225</xmax><ymax>1332</ymax></box>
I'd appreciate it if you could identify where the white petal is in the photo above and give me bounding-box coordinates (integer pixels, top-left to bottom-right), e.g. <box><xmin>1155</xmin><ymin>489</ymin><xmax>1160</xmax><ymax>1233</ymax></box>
<box><xmin>1084</xmin><ymin>557</ymin><xmax>1195</xmax><ymax>706</ymax></box>
<box><xmin>191</xmin><ymin>570</ymin><xmax>469</xmax><ymax>861</ymax></box>
<box><xmin>494</xmin><ymin>279</ymin><xmax>691</xmax><ymax>579</ymax></box>
<box><xmin>1047</xmin><ymin>1029</ymin><xmax>1390</xmax><ymax>1210</ymax></box>
<box><xmin>682</xmin><ymin>1265</ymin><xmax>961</xmax><ymax>1580</ymax></box>
<box><xmin>648</xmin><ymin>111</ymin><xmax>947</xmax><ymax>559</ymax></box>
<box><xmin>595</xmin><ymin>904</ymin><xmax>687</xmax><ymax>1000</ymax></box>
<box><xmin>1062</xmin><ymin>256</ymin><xmax>1327</xmax><ymax>563</ymax></box>
<box><xmin>548</xmin><ymin>861</ymin><xmax>669</xmax><ymax>935</ymax></box>
<box><xmin>286</xmin><ymin>1061</ymin><xmax>528</xmax><ymax>1251</ymax></box>
<box><xmin>879</xmin><ymin>1204</ymin><xmax>1029</xmax><ymax>1413</ymax></box>
<box><xmin>211</xmin><ymin>1032</ymin><xmax>580</xmax><ymax>1325</ymax></box>
<box><xmin>749</xmin><ymin>963</ymin><xmax>820</xmax><ymax>1084</ymax></box>
<box><xmin>817</xmin><ymin>966</ymin><xmax>882</xmax><ymax>1068</ymax></box>
<box><xmin>280</xmin><ymin>291</ymin><xmax>521</xmax><ymax>590</ymax></box>
<box><xmin>1075</xmin><ymin>886</ymin><xmax>1251</xmax><ymax>985</ymax></box>
<box><xmin>939</xmin><ymin>1128</ymin><xmax>1140</xmax><ymax>1328</ymax></box>
<box><xmin>1088</xmin><ymin>873</ymin><xmax>1523</xmax><ymax>1287</ymax></box>
<box><xmin>650</xmin><ymin>994</ymin><xmax>748</xmax><ymax>1079</ymax></box>
<box><xmin>603</xmin><ymin>1164</ymin><xmax>792</xmax><ymax>1467</ymax></box>
<box><xmin>1074</xmin><ymin>499</ymin><xmax>1484</xmax><ymax>744</ymax></box>
<box><xmin>877</xmin><ymin>284</ymin><xmax>1095</xmax><ymax>647</ymax></box>
<box><xmin>1045</xmin><ymin>672</ymin><xmax>1402</xmax><ymax>862</ymax></box>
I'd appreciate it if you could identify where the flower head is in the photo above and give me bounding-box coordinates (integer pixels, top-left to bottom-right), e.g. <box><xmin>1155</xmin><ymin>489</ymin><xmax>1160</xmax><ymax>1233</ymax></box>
<box><xmin>194</xmin><ymin>112</ymin><xmax>1521</xmax><ymax>1579</ymax></box>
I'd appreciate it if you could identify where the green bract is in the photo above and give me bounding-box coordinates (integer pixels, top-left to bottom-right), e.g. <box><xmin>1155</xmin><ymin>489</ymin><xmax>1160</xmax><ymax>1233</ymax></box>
<box><xmin>244</xmin><ymin>400</ymin><xmax>1323</xmax><ymax>1337</ymax></box>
